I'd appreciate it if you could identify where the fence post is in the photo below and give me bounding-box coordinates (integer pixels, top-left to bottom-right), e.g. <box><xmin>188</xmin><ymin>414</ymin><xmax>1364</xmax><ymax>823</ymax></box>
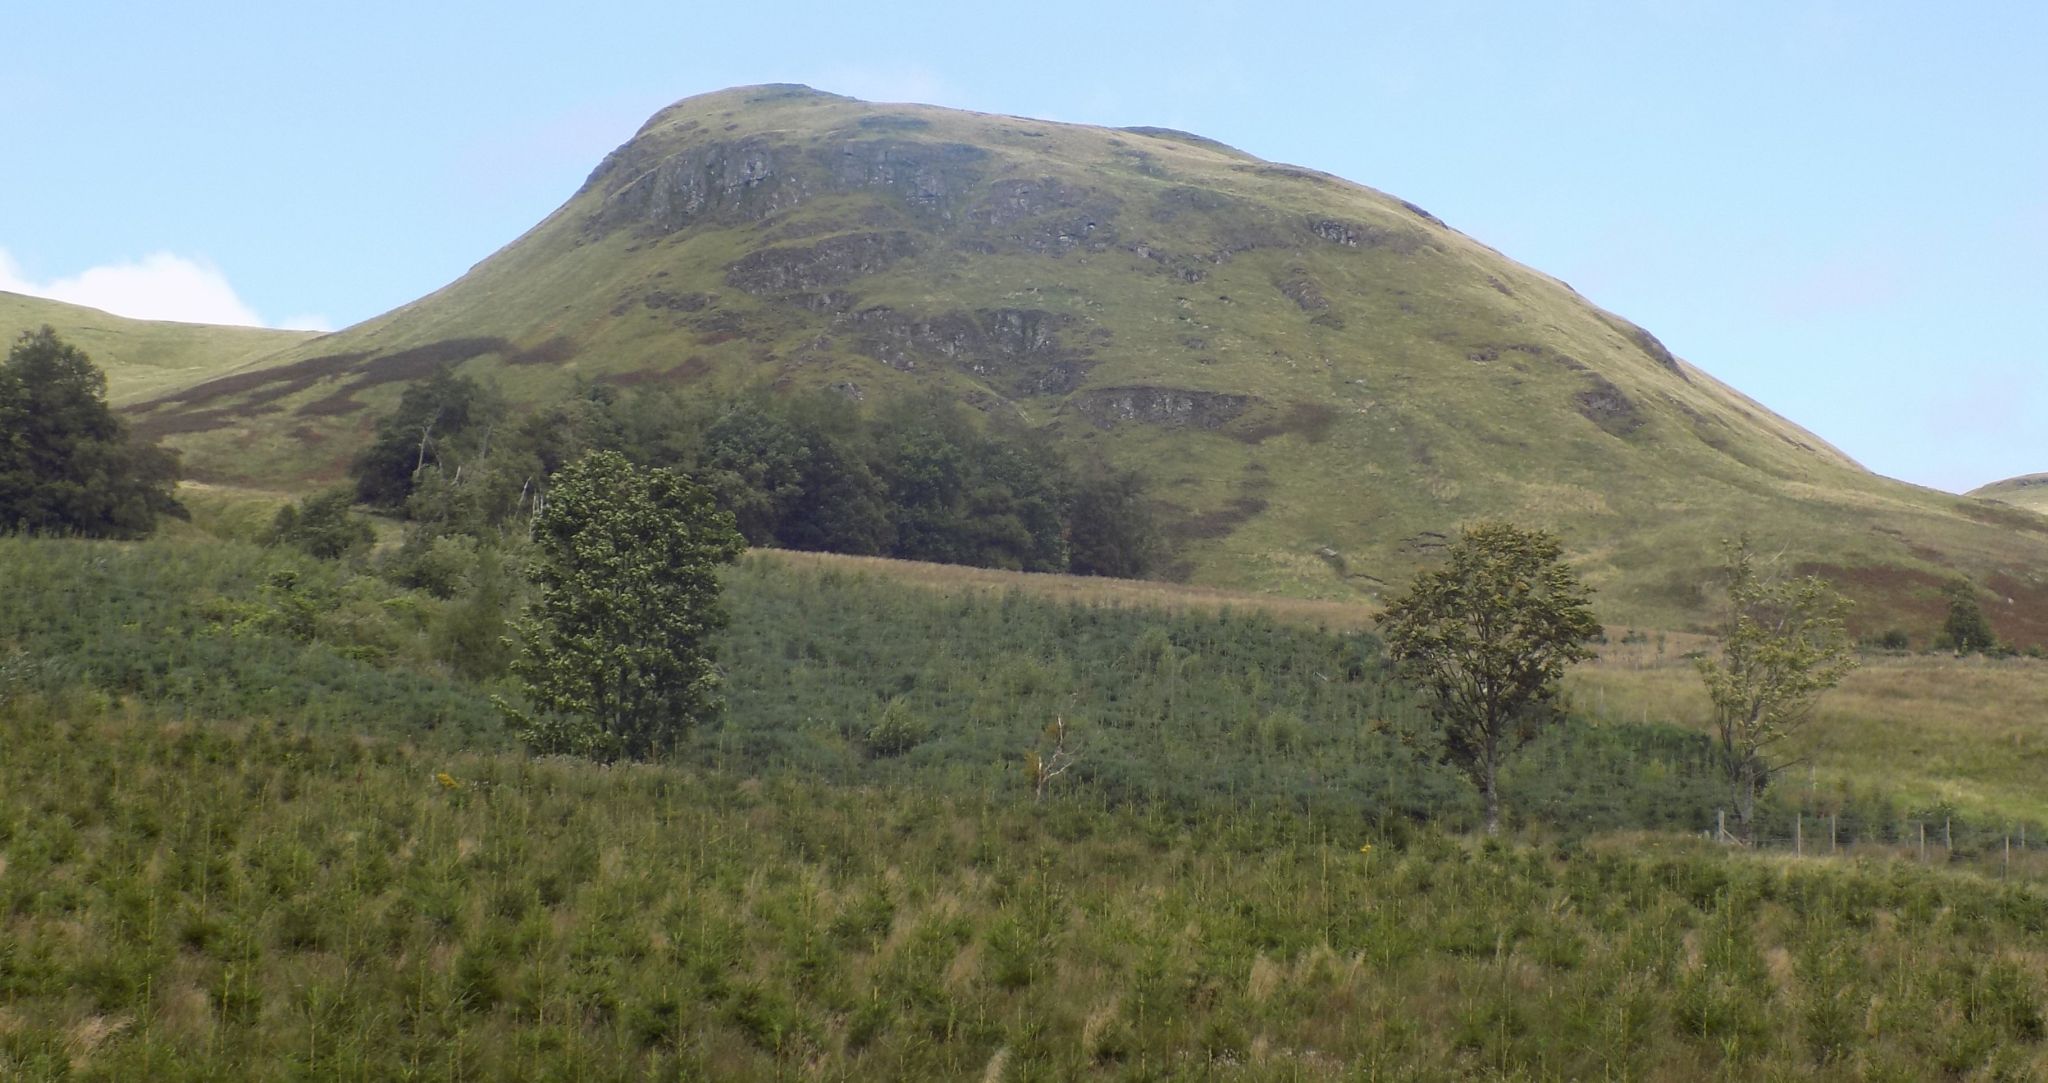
<box><xmin>1945</xmin><ymin>817</ymin><xmax>1952</xmax><ymax>854</ymax></box>
<box><xmin>1919</xmin><ymin>822</ymin><xmax>1927</xmax><ymax>863</ymax></box>
<box><xmin>1795</xmin><ymin>814</ymin><xmax>1803</xmax><ymax>857</ymax></box>
<box><xmin>1830</xmin><ymin>813</ymin><xmax>1838</xmax><ymax>854</ymax></box>
<box><xmin>2006</xmin><ymin>833</ymin><xmax>2012</xmax><ymax>878</ymax></box>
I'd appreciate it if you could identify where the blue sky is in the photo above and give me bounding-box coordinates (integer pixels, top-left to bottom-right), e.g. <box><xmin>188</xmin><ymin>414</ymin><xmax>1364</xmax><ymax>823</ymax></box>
<box><xmin>3</xmin><ymin>1</ymin><xmax>2041</xmax><ymax>492</ymax></box>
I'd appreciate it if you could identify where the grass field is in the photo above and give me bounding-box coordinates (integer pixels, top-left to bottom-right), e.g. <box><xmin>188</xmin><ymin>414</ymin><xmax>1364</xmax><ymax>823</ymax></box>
<box><xmin>3</xmin><ymin>504</ymin><xmax>2046</xmax><ymax>1077</ymax></box>
<box><xmin>2</xmin><ymin>713</ymin><xmax>2045</xmax><ymax>1081</ymax></box>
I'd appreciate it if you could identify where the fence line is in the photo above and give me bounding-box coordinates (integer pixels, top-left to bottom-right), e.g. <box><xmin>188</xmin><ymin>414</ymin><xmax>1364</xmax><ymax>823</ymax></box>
<box><xmin>1710</xmin><ymin>808</ymin><xmax>2044</xmax><ymax>876</ymax></box>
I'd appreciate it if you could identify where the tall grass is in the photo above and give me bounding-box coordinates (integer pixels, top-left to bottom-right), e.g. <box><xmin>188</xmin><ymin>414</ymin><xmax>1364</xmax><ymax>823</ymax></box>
<box><xmin>1</xmin><ymin>715</ymin><xmax>2043</xmax><ymax>1080</ymax></box>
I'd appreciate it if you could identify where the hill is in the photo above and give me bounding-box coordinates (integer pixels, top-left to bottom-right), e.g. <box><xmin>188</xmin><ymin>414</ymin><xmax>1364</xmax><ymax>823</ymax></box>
<box><xmin>115</xmin><ymin>84</ymin><xmax>2048</xmax><ymax>639</ymax></box>
<box><xmin>0</xmin><ymin>290</ymin><xmax>313</xmax><ymax>404</ymax></box>
<box><xmin>1971</xmin><ymin>473</ymin><xmax>2048</xmax><ymax>516</ymax></box>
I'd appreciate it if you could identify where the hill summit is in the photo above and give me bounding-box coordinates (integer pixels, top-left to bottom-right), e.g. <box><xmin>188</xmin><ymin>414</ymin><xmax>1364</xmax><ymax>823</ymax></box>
<box><xmin>120</xmin><ymin>84</ymin><xmax>2048</xmax><ymax>637</ymax></box>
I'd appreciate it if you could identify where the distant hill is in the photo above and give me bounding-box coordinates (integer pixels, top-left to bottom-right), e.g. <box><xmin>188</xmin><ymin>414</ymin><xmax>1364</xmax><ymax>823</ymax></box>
<box><xmin>1970</xmin><ymin>474</ymin><xmax>2048</xmax><ymax>516</ymax></box>
<box><xmin>113</xmin><ymin>85</ymin><xmax>2048</xmax><ymax>640</ymax></box>
<box><xmin>0</xmin><ymin>291</ymin><xmax>314</xmax><ymax>404</ymax></box>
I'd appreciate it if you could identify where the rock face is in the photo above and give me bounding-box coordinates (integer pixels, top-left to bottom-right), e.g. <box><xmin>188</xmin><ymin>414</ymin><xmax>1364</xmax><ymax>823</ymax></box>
<box><xmin>726</xmin><ymin>233</ymin><xmax>922</xmax><ymax>294</ymax></box>
<box><xmin>841</xmin><ymin>307</ymin><xmax>1095</xmax><ymax>396</ymax></box>
<box><xmin>1069</xmin><ymin>387</ymin><xmax>1256</xmax><ymax>430</ymax></box>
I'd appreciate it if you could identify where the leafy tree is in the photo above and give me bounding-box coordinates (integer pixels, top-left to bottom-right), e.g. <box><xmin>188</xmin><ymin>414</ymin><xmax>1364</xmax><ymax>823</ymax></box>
<box><xmin>1694</xmin><ymin>540</ymin><xmax>1856</xmax><ymax>841</ymax></box>
<box><xmin>351</xmin><ymin>368</ymin><xmax>502</xmax><ymax>511</ymax></box>
<box><xmin>1937</xmin><ymin>579</ymin><xmax>1998</xmax><ymax>655</ymax></box>
<box><xmin>1068</xmin><ymin>462</ymin><xmax>1161</xmax><ymax>578</ymax></box>
<box><xmin>702</xmin><ymin>404</ymin><xmax>814</xmax><ymax>544</ymax></box>
<box><xmin>1376</xmin><ymin>522</ymin><xmax>1599</xmax><ymax>835</ymax></box>
<box><xmin>266</xmin><ymin>488</ymin><xmax>374</xmax><ymax>559</ymax></box>
<box><xmin>506</xmin><ymin>451</ymin><xmax>742</xmax><ymax>760</ymax></box>
<box><xmin>0</xmin><ymin>326</ymin><xmax>181</xmax><ymax>537</ymax></box>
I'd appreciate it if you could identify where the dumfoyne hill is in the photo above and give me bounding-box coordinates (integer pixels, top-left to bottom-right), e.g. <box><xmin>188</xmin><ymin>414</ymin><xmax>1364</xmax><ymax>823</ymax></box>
<box><xmin>112</xmin><ymin>85</ymin><xmax>2048</xmax><ymax>638</ymax></box>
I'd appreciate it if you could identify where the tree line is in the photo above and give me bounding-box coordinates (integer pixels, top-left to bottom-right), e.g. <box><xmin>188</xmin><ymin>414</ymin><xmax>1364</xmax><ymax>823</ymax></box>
<box><xmin>344</xmin><ymin>367</ymin><xmax>1161</xmax><ymax>581</ymax></box>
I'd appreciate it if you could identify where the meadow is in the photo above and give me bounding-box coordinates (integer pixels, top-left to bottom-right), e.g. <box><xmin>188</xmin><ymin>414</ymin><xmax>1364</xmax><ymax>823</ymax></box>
<box><xmin>3</xmin><ymin>713</ymin><xmax>2046</xmax><ymax>1080</ymax></box>
<box><xmin>4</xmin><ymin>529</ymin><xmax>2047</xmax><ymax>1078</ymax></box>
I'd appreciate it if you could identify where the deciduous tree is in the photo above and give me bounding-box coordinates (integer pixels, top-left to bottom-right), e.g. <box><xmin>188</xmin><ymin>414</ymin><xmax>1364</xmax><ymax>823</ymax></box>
<box><xmin>0</xmin><ymin>327</ymin><xmax>181</xmax><ymax>537</ymax></box>
<box><xmin>1695</xmin><ymin>540</ymin><xmax>1856</xmax><ymax>841</ymax></box>
<box><xmin>1938</xmin><ymin>579</ymin><xmax>1998</xmax><ymax>655</ymax></box>
<box><xmin>506</xmin><ymin>451</ymin><xmax>742</xmax><ymax>760</ymax></box>
<box><xmin>1376</xmin><ymin>522</ymin><xmax>1599</xmax><ymax>834</ymax></box>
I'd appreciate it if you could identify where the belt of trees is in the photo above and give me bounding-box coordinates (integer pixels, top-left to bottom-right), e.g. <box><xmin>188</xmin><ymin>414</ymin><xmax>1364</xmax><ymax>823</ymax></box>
<box><xmin>350</xmin><ymin>370</ymin><xmax>1160</xmax><ymax>580</ymax></box>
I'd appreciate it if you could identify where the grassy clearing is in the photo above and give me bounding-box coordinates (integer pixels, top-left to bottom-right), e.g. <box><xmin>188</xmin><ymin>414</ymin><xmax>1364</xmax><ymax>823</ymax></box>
<box><xmin>2</xmin><ymin>714</ymin><xmax>2044</xmax><ymax>1080</ymax></box>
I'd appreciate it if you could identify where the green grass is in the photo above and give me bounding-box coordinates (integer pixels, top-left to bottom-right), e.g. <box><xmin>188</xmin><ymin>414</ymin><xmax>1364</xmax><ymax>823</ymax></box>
<box><xmin>0</xmin><ymin>291</ymin><xmax>313</xmax><ymax>405</ymax></box>
<box><xmin>1970</xmin><ymin>473</ymin><xmax>2048</xmax><ymax>515</ymax></box>
<box><xmin>98</xmin><ymin>85</ymin><xmax>2048</xmax><ymax>640</ymax></box>
<box><xmin>2</xmin><ymin>712</ymin><xmax>2045</xmax><ymax>1080</ymax></box>
<box><xmin>5</xmin><ymin>520</ymin><xmax>2048</xmax><ymax>1077</ymax></box>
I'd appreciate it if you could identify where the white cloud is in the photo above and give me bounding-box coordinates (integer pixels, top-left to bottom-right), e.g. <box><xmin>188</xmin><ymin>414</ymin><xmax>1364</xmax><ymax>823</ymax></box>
<box><xmin>0</xmin><ymin>248</ymin><xmax>328</xmax><ymax>330</ymax></box>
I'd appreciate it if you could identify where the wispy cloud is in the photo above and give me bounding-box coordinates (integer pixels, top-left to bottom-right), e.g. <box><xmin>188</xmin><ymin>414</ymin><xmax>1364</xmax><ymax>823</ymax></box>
<box><xmin>0</xmin><ymin>249</ymin><xmax>329</xmax><ymax>331</ymax></box>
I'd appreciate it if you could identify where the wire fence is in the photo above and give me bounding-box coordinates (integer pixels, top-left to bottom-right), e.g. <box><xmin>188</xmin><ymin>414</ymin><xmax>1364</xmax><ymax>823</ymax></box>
<box><xmin>1705</xmin><ymin>807</ymin><xmax>2047</xmax><ymax>876</ymax></box>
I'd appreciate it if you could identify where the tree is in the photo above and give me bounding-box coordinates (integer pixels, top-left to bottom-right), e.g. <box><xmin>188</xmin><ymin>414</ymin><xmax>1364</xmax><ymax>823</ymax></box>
<box><xmin>1938</xmin><ymin>579</ymin><xmax>1998</xmax><ymax>655</ymax></box>
<box><xmin>1376</xmin><ymin>522</ymin><xmax>1599</xmax><ymax>835</ymax></box>
<box><xmin>1694</xmin><ymin>540</ymin><xmax>1856</xmax><ymax>841</ymax></box>
<box><xmin>350</xmin><ymin>367</ymin><xmax>501</xmax><ymax>511</ymax></box>
<box><xmin>0</xmin><ymin>326</ymin><xmax>181</xmax><ymax>537</ymax></box>
<box><xmin>1067</xmin><ymin>462</ymin><xmax>1161</xmax><ymax>578</ymax></box>
<box><xmin>266</xmin><ymin>487</ymin><xmax>374</xmax><ymax>559</ymax></box>
<box><xmin>506</xmin><ymin>451</ymin><xmax>743</xmax><ymax>760</ymax></box>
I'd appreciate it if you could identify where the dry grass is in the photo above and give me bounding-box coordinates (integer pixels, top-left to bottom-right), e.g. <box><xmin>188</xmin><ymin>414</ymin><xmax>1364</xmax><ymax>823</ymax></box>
<box><xmin>1571</xmin><ymin>650</ymin><xmax>2048</xmax><ymax>824</ymax></box>
<box><xmin>750</xmin><ymin>549</ymin><xmax>1383</xmax><ymax>631</ymax></box>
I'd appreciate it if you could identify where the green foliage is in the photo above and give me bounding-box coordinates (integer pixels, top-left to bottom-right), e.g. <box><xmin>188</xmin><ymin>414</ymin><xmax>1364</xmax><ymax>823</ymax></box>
<box><xmin>1377</xmin><ymin>522</ymin><xmax>1601</xmax><ymax>833</ymax></box>
<box><xmin>371</xmin><ymin>378</ymin><xmax>1158</xmax><ymax>580</ymax></box>
<box><xmin>0</xmin><ymin>535</ymin><xmax>502</xmax><ymax>742</ymax></box>
<box><xmin>1696</xmin><ymin>539</ymin><xmax>1857</xmax><ymax>837</ymax></box>
<box><xmin>5</xmin><ymin>713</ymin><xmax>2047</xmax><ymax>1079</ymax></box>
<box><xmin>0</xmin><ymin>326</ymin><xmax>182</xmax><ymax>537</ymax></box>
<box><xmin>508</xmin><ymin>451</ymin><xmax>743</xmax><ymax>760</ymax></box>
<box><xmin>351</xmin><ymin>366</ymin><xmax>504</xmax><ymax>511</ymax></box>
<box><xmin>264</xmin><ymin>486</ymin><xmax>374</xmax><ymax>559</ymax></box>
<box><xmin>1066</xmin><ymin>461</ymin><xmax>1163</xmax><ymax>578</ymax></box>
<box><xmin>1938</xmin><ymin>578</ymin><xmax>1999</xmax><ymax>655</ymax></box>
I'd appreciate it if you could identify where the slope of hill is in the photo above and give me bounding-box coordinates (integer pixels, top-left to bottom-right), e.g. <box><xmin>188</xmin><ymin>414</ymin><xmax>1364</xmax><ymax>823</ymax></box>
<box><xmin>1972</xmin><ymin>473</ymin><xmax>2048</xmax><ymax>516</ymax></box>
<box><xmin>0</xmin><ymin>291</ymin><xmax>314</xmax><ymax>404</ymax></box>
<box><xmin>120</xmin><ymin>84</ymin><xmax>2048</xmax><ymax>638</ymax></box>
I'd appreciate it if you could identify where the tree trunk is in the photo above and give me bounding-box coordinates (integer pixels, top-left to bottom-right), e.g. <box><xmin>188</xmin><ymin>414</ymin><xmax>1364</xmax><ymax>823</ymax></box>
<box><xmin>1734</xmin><ymin>757</ymin><xmax>1760</xmax><ymax>844</ymax></box>
<box><xmin>1482</xmin><ymin>759</ymin><xmax>1501</xmax><ymax>837</ymax></box>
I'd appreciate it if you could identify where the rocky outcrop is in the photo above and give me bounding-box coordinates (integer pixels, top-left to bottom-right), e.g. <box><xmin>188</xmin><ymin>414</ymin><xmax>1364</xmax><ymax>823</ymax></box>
<box><xmin>583</xmin><ymin>134</ymin><xmax>989</xmax><ymax>238</ymax></box>
<box><xmin>808</xmin><ymin>139</ymin><xmax>988</xmax><ymax>220</ymax></box>
<box><xmin>965</xmin><ymin>178</ymin><xmax>1121</xmax><ymax>254</ymax></box>
<box><xmin>1575</xmin><ymin>375</ymin><xmax>1646</xmax><ymax>436</ymax></box>
<box><xmin>726</xmin><ymin>232</ymin><xmax>920</xmax><ymax>294</ymax></box>
<box><xmin>1306</xmin><ymin>217</ymin><xmax>1427</xmax><ymax>254</ymax></box>
<box><xmin>1069</xmin><ymin>387</ymin><xmax>1256</xmax><ymax>430</ymax></box>
<box><xmin>840</xmin><ymin>307</ymin><xmax>1094</xmax><ymax>396</ymax></box>
<box><xmin>584</xmin><ymin>138</ymin><xmax>804</xmax><ymax>237</ymax></box>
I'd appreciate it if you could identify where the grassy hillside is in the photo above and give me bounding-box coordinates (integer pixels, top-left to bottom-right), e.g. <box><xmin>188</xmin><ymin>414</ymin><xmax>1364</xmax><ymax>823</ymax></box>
<box><xmin>1972</xmin><ymin>473</ymin><xmax>2048</xmax><ymax>516</ymax></box>
<box><xmin>3</xmin><ymin>713</ymin><xmax>2045</xmax><ymax>1080</ymax></box>
<box><xmin>116</xmin><ymin>85</ymin><xmax>2048</xmax><ymax>636</ymax></box>
<box><xmin>5</xmin><ymin>524</ymin><xmax>2046</xmax><ymax>1077</ymax></box>
<box><xmin>0</xmin><ymin>291</ymin><xmax>313</xmax><ymax>404</ymax></box>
